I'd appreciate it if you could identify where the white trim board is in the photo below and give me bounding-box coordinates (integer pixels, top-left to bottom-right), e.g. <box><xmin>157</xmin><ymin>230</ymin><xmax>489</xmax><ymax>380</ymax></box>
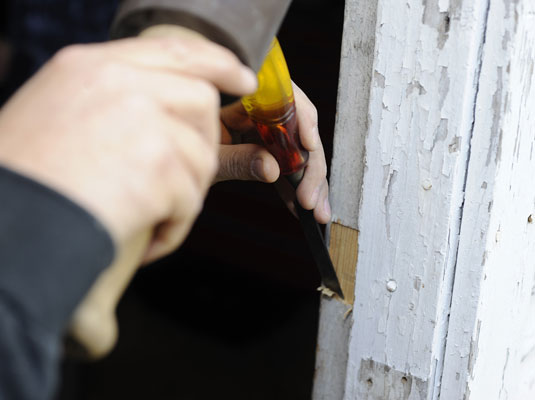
<box><xmin>315</xmin><ymin>0</ymin><xmax>535</xmax><ymax>399</ymax></box>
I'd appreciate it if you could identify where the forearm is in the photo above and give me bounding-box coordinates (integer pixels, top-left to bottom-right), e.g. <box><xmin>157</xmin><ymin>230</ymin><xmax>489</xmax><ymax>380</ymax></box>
<box><xmin>0</xmin><ymin>165</ymin><xmax>115</xmax><ymax>400</ymax></box>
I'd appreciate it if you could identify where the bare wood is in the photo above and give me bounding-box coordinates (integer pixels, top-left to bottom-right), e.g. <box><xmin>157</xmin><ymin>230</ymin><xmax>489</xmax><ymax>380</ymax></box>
<box><xmin>328</xmin><ymin>222</ymin><xmax>358</xmax><ymax>305</ymax></box>
<box><xmin>68</xmin><ymin>230</ymin><xmax>151</xmax><ymax>358</ymax></box>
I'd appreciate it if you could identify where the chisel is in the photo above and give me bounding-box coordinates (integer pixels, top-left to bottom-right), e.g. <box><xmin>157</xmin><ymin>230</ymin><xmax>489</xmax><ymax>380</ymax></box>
<box><xmin>241</xmin><ymin>38</ymin><xmax>344</xmax><ymax>299</ymax></box>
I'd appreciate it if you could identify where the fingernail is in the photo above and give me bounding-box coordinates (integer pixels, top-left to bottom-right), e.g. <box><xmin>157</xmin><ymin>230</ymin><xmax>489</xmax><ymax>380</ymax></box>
<box><xmin>242</xmin><ymin>68</ymin><xmax>257</xmax><ymax>92</ymax></box>
<box><xmin>251</xmin><ymin>158</ymin><xmax>264</xmax><ymax>181</ymax></box>
<box><xmin>323</xmin><ymin>196</ymin><xmax>332</xmax><ymax>219</ymax></box>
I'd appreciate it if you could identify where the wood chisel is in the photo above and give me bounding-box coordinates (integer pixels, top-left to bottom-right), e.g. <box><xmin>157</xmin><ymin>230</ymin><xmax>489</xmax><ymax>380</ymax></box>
<box><xmin>241</xmin><ymin>38</ymin><xmax>344</xmax><ymax>299</ymax></box>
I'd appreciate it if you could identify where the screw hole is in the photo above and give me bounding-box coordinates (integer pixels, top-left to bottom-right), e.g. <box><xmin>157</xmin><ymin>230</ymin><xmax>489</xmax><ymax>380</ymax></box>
<box><xmin>367</xmin><ymin>378</ymin><xmax>373</xmax><ymax>387</ymax></box>
<box><xmin>401</xmin><ymin>376</ymin><xmax>408</xmax><ymax>384</ymax></box>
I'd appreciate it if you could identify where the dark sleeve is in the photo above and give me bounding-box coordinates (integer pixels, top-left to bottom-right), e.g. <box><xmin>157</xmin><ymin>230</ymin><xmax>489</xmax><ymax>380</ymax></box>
<box><xmin>111</xmin><ymin>0</ymin><xmax>291</xmax><ymax>72</ymax></box>
<box><xmin>0</xmin><ymin>165</ymin><xmax>115</xmax><ymax>400</ymax></box>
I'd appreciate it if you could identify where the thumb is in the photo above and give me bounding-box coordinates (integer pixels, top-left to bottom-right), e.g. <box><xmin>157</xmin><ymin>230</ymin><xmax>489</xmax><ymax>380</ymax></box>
<box><xmin>214</xmin><ymin>144</ymin><xmax>280</xmax><ymax>184</ymax></box>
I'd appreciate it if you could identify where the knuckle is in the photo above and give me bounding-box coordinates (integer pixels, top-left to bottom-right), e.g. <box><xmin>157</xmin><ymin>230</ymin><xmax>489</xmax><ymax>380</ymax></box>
<box><xmin>195</xmin><ymin>80</ymin><xmax>219</xmax><ymax>108</ymax></box>
<box><xmin>119</xmin><ymin>91</ymin><xmax>156</xmax><ymax>115</ymax></box>
<box><xmin>51</xmin><ymin>45</ymin><xmax>85</xmax><ymax>69</ymax></box>
<box><xmin>91</xmin><ymin>58</ymin><xmax>133</xmax><ymax>90</ymax></box>
<box><xmin>205</xmin><ymin>151</ymin><xmax>219</xmax><ymax>178</ymax></box>
<box><xmin>97</xmin><ymin>59</ymin><xmax>124</xmax><ymax>80</ymax></box>
<box><xmin>162</xmin><ymin>135</ymin><xmax>217</xmax><ymax>194</ymax></box>
<box><xmin>193</xmin><ymin>146</ymin><xmax>218</xmax><ymax>186</ymax></box>
<box><xmin>79</xmin><ymin>56</ymin><xmax>129</xmax><ymax>91</ymax></box>
<box><xmin>180</xmin><ymin>177</ymin><xmax>204</xmax><ymax>217</ymax></box>
<box><xmin>158</xmin><ymin>37</ymin><xmax>194</xmax><ymax>58</ymax></box>
<box><xmin>213</xmin><ymin>47</ymin><xmax>242</xmax><ymax>74</ymax></box>
<box><xmin>154</xmin><ymin>137</ymin><xmax>179</xmax><ymax>171</ymax></box>
<box><xmin>190</xmin><ymin>191</ymin><xmax>205</xmax><ymax>217</ymax></box>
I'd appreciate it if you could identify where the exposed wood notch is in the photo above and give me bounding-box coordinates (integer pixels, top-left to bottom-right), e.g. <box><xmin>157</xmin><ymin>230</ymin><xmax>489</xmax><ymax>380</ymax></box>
<box><xmin>328</xmin><ymin>221</ymin><xmax>359</xmax><ymax>304</ymax></box>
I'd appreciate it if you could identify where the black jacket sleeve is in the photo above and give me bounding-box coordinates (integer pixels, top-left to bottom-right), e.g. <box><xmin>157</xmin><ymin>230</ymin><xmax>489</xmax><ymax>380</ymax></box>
<box><xmin>0</xmin><ymin>165</ymin><xmax>115</xmax><ymax>400</ymax></box>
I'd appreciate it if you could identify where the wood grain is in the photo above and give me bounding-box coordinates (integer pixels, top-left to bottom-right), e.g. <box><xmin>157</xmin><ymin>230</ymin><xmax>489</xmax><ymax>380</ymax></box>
<box><xmin>329</xmin><ymin>222</ymin><xmax>359</xmax><ymax>305</ymax></box>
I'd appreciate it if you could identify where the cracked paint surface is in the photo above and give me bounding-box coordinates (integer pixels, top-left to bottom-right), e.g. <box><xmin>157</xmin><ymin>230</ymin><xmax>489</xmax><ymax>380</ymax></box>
<box><xmin>442</xmin><ymin>0</ymin><xmax>535</xmax><ymax>398</ymax></box>
<box><xmin>344</xmin><ymin>0</ymin><xmax>490</xmax><ymax>398</ymax></box>
<box><xmin>319</xmin><ymin>0</ymin><xmax>535</xmax><ymax>399</ymax></box>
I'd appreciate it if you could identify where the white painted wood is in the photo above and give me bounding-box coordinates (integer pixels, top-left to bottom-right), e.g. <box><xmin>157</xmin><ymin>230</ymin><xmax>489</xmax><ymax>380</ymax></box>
<box><xmin>317</xmin><ymin>0</ymin><xmax>535</xmax><ymax>397</ymax></box>
<box><xmin>440</xmin><ymin>0</ymin><xmax>535</xmax><ymax>398</ymax></box>
<box><xmin>343</xmin><ymin>0</ymin><xmax>490</xmax><ymax>397</ymax></box>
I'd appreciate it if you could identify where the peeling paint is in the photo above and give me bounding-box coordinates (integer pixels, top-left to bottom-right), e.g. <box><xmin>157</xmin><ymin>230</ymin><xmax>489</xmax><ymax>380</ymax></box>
<box><xmin>441</xmin><ymin>1</ymin><xmax>535</xmax><ymax>398</ymax></box>
<box><xmin>467</xmin><ymin>320</ymin><xmax>482</xmax><ymax>378</ymax></box>
<box><xmin>448</xmin><ymin>0</ymin><xmax>463</xmax><ymax>19</ymax></box>
<box><xmin>414</xmin><ymin>276</ymin><xmax>423</xmax><ymax>290</ymax></box>
<box><xmin>449</xmin><ymin>136</ymin><xmax>461</xmax><ymax>153</ymax></box>
<box><xmin>384</xmin><ymin>169</ymin><xmax>398</xmax><ymax>240</ymax></box>
<box><xmin>439</xmin><ymin>67</ymin><xmax>450</xmax><ymax>110</ymax></box>
<box><xmin>406</xmin><ymin>80</ymin><xmax>427</xmax><ymax>97</ymax></box>
<box><xmin>502</xmin><ymin>30</ymin><xmax>511</xmax><ymax>50</ymax></box>
<box><xmin>499</xmin><ymin>348</ymin><xmax>510</xmax><ymax>398</ymax></box>
<box><xmin>422</xmin><ymin>0</ymin><xmax>451</xmax><ymax>49</ymax></box>
<box><xmin>432</xmin><ymin>119</ymin><xmax>449</xmax><ymax>152</ymax></box>
<box><xmin>521</xmin><ymin>345</ymin><xmax>535</xmax><ymax>363</ymax></box>
<box><xmin>332</xmin><ymin>0</ymin><xmax>535</xmax><ymax>399</ymax></box>
<box><xmin>375</xmin><ymin>70</ymin><xmax>386</xmax><ymax>89</ymax></box>
<box><xmin>487</xmin><ymin>67</ymin><xmax>504</xmax><ymax>166</ymax></box>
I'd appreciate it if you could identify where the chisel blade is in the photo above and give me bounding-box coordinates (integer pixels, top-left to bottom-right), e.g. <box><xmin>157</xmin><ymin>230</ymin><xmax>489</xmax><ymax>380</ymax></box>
<box><xmin>287</xmin><ymin>173</ymin><xmax>344</xmax><ymax>300</ymax></box>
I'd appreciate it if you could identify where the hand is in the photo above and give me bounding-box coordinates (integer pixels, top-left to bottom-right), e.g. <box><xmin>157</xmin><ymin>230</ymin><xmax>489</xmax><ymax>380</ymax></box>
<box><xmin>0</xmin><ymin>35</ymin><xmax>257</xmax><ymax>263</ymax></box>
<box><xmin>218</xmin><ymin>82</ymin><xmax>331</xmax><ymax>224</ymax></box>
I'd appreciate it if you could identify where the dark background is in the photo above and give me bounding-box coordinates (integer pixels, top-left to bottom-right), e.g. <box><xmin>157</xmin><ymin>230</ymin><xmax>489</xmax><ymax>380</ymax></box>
<box><xmin>1</xmin><ymin>1</ymin><xmax>345</xmax><ymax>398</ymax></box>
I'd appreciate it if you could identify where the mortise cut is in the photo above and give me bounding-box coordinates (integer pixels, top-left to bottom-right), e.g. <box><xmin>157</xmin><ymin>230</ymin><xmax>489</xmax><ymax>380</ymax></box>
<box><xmin>328</xmin><ymin>222</ymin><xmax>359</xmax><ymax>304</ymax></box>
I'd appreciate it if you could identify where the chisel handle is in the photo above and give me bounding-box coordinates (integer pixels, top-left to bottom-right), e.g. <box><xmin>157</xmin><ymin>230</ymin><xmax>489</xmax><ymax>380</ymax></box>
<box><xmin>241</xmin><ymin>38</ymin><xmax>308</xmax><ymax>176</ymax></box>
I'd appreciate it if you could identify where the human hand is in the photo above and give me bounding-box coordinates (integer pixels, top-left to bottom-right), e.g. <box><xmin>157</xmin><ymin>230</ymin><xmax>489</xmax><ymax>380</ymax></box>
<box><xmin>218</xmin><ymin>82</ymin><xmax>331</xmax><ymax>224</ymax></box>
<box><xmin>0</xmin><ymin>34</ymin><xmax>257</xmax><ymax>263</ymax></box>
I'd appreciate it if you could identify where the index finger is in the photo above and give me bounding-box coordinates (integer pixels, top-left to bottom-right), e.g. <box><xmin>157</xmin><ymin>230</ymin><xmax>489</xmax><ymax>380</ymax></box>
<box><xmin>98</xmin><ymin>28</ymin><xmax>257</xmax><ymax>96</ymax></box>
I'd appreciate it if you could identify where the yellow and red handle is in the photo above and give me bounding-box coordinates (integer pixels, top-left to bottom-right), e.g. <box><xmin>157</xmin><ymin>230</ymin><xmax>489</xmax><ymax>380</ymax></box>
<box><xmin>241</xmin><ymin>38</ymin><xmax>308</xmax><ymax>176</ymax></box>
